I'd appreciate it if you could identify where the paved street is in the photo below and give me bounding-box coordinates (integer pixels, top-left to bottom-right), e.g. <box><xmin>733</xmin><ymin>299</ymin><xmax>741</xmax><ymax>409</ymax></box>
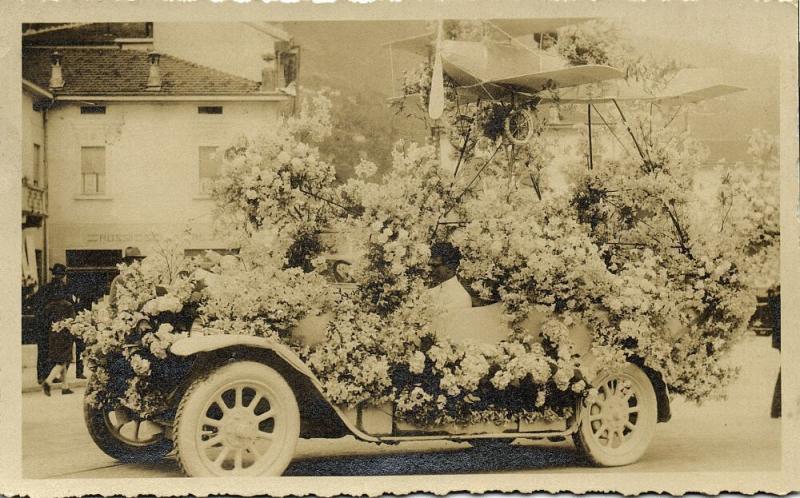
<box><xmin>23</xmin><ymin>333</ymin><xmax>781</xmax><ymax>478</ymax></box>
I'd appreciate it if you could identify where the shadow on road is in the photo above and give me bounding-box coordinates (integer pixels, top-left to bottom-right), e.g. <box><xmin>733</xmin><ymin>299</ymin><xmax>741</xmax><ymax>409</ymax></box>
<box><xmin>284</xmin><ymin>444</ymin><xmax>588</xmax><ymax>476</ymax></box>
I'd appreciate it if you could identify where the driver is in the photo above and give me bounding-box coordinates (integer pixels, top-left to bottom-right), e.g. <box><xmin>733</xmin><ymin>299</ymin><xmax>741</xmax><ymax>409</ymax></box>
<box><xmin>427</xmin><ymin>242</ymin><xmax>472</xmax><ymax>311</ymax></box>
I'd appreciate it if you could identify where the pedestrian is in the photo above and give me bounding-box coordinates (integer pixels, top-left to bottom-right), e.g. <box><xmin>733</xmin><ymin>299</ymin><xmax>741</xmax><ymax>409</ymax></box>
<box><xmin>30</xmin><ymin>263</ymin><xmax>75</xmax><ymax>384</ymax></box>
<box><xmin>108</xmin><ymin>246</ymin><xmax>145</xmax><ymax>307</ymax></box>
<box><xmin>41</xmin><ymin>298</ymin><xmax>76</xmax><ymax>396</ymax></box>
<box><xmin>769</xmin><ymin>286</ymin><xmax>781</xmax><ymax>418</ymax></box>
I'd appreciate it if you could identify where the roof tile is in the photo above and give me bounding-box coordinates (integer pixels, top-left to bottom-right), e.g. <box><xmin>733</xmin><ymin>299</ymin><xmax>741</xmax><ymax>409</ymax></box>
<box><xmin>23</xmin><ymin>47</ymin><xmax>263</xmax><ymax>96</ymax></box>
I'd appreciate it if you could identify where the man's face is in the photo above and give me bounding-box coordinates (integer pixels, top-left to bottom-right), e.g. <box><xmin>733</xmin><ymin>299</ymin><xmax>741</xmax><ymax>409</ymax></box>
<box><xmin>52</xmin><ymin>274</ymin><xmax>65</xmax><ymax>284</ymax></box>
<box><xmin>430</xmin><ymin>256</ymin><xmax>456</xmax><ymax>285</ymax></box>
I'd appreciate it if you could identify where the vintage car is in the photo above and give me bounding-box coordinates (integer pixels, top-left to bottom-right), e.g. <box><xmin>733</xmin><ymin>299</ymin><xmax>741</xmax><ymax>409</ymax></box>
<box><xmin>83</xmin><ymin>260</ymin><xmax>671</xmax><ymax>477</ymax></box>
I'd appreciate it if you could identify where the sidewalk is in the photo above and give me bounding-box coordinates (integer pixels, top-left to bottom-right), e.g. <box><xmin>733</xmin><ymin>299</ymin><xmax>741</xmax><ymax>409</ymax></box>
<box><xmin>22</xmin><ymin>344</ymin><xmax>88</xmax><ymax>393</ymax></box>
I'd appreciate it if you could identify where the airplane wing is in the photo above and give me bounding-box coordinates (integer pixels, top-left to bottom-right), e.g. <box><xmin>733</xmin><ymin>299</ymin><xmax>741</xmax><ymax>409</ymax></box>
<box><xmin>539</xmin><ymin>68</ymin><xmax>746</xmax><ymax>105</ymax></box>
<box><xmin>487</xmin><ymin>18</ymin><xmax>591</xmax><ymax>37</ymax></box>
<box><xmin>384</xmin><ymin>18</ymin><xmax>592</xmax><ymax>56</ymax></box>
<box><xmin>656</xmin><ymin>84</ymin><xmax>745</xmax><ymax>105</ymax></box>
<box><xmin>473</xmin><ymin>65</ymin><xmax>626</xmax><ymax>94</ymax></box>
<box><xmin>383</xmin><ymin>31</ymin><xmax>435</xmax><ymax>57</ymax></box>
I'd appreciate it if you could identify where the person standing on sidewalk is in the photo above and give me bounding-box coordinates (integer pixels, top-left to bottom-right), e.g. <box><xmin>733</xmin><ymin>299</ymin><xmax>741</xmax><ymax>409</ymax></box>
<box><xmin>30</xmin><ymin>264</ymin><xmax>75</xmax><ymax>384</ymax></box>
<box><xmin>41</xmin><ymin>298</ymin><xmax>77</xmax><ymax>396</ymax></box>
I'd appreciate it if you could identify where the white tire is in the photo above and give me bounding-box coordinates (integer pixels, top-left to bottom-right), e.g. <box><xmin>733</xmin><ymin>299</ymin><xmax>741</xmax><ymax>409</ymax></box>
<box><xmin>174</xmin><ymin>361</ymin><xmax>300</xmax><ymax>476</ymax></box>
<box><xmin>573</xmin><ymin>363</ymin><xmax>657</xmax><ymax>466</ymax></box>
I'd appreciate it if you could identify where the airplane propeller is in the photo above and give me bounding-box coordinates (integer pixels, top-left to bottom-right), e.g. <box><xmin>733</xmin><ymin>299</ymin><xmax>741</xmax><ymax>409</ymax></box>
<box><xmin>428</xmin><ymin>19</ymin><xmax>445</xmax><ymax>121</ymax></box>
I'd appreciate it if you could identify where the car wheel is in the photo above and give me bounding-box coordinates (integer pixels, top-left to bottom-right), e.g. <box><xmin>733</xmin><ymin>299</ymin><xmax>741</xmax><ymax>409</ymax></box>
<box><xmin>174</xmin><ymin>361</ymin><xmax>300</xmax><ymax>477</ymax></box>
<box><xmin>573</xmin><ymin>363</ymin><xmax>657</xmax><ymax>466</ymax></box>
<box><xmin>84</xmin><ymin>397</ymin><xmax>173</xmax><ymax>462</ymax></box>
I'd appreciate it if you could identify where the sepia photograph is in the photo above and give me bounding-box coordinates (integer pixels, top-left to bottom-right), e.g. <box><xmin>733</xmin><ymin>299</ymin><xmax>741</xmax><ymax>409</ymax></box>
<box><xmin>4</xmin><ymin>1</ymin><xmax>798</xmax><ymax>495</ymax></box>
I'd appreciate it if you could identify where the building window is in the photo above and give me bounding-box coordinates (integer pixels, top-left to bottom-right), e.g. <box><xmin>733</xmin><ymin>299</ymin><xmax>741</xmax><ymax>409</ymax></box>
<box><xmin>80</xmin><ymin>105</ymin><xmax>107</xmax><ymax>114</ymax></box>
<box><xmin>66</xmin><ymin>249</ymin><xmax>122</xmax><ymax>269</ymax></box>
<box><xmin>81</xmin><ymin>146</ymin><xmax>106</xmax><ymax>195</ymax></box>
<box><xmin>32</xmin><ymin>143</ymin><xmax>42</xmax><ymax>186</ymax></box>
<box><xmin>199</xmin><ymin>146</ymin><xmax>221</xmax><ymax>195</ymax></box>
<box><xmin>65</xmin><ymin>249</ymin><xmax>123</xmax><ymax>303</ymax></box>
<box><xmin>198</xmin><ymin>106</ymin><xmax>223</xmax><ymax>115</ymax></box>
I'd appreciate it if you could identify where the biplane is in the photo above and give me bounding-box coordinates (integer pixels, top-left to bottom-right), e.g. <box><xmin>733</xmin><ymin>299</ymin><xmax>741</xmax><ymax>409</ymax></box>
<box><xmin>386</xmin><ymin>18</ymin><xmax>745</xmax><ymax>156</ymax></box>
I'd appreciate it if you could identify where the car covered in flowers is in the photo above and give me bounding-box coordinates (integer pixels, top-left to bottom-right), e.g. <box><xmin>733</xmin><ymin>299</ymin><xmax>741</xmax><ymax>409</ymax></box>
<box><xmin>63</xmin><ymin>20</ymin><xmax>775</xmax><ymax>477</ymax></box>
<box><xmin>75</xmin><ymin>248</ymin><xmax>671</xmax><ymax>477</ymax></box>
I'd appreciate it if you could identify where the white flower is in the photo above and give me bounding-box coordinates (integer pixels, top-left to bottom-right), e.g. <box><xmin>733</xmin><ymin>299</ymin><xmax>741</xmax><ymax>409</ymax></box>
<box><xmin>408</xmin><ymin>351</ymin><xmax>426</xmax><ymax>374</ymax></box>
<box><xmin>130</xmin><ymin>354</ymin><xmax>151</xmax><ymax>376</ymax></box>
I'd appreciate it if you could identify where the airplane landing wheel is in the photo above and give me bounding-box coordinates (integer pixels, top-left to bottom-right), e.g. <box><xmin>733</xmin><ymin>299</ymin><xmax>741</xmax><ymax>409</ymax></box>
<box><xmin>504</xmin><ymin>109</ymin><xmax>535</xmax><ymax>145</ymax></box>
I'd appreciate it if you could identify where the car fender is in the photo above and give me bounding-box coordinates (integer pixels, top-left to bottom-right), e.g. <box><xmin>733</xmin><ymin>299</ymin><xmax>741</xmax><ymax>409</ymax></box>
<box><xmin>170</xmin><ymin>334</ymin><xmax>380</xmax><ymax>442</ymax></box>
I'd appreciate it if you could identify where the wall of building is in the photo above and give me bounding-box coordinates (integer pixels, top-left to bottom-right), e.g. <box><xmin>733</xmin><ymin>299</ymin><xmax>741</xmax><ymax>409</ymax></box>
<box><xmin>21</xmin><ymin>90</ymin><xmax>48</xmax><ymax>287</ymax></box>
<box><xmin>45</xmin><ymin>99</ymin><xmax>282</xmax><ymax>264</ymax></box>
<box><xmin>154</xmin><ymin>23</ymin><xmax>277</xmax><ymax>83</ymax></box>
<box><xmin>22</xmin><ymin>91</ymin><xmax>46</xmax><ymax>185</ymax></box>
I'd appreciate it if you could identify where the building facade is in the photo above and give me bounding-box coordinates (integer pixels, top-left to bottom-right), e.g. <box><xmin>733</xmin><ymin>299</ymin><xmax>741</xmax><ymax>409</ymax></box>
<box><xmin>21</xmin><ymin>23</ymin><xmax>295</xmax><ymax>310</ymax></box>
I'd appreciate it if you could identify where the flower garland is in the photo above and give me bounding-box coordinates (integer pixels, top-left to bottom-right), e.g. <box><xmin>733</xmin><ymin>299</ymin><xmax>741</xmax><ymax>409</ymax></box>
<box><xmin>58</xmin><ymin>78</ymin><xmax>777</xmax><ymax>428</ymax></box>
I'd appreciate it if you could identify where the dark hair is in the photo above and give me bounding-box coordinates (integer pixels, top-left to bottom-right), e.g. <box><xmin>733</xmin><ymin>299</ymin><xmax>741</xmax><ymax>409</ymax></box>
<box><xmin>430</xmin><ymin>242</ymin><xmax>461</xmax><ymax>269</ymax></box>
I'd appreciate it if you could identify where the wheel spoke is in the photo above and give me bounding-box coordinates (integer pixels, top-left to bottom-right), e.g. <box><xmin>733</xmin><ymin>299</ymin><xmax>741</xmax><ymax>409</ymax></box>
<box><xmin>133</xmin><ymin>420</ymin><xmax>141</xmax><ymax>441</ymax></box>
<box><xmin>610</xmin><ymin>430</ymin><xmax>623</xmax><ymax>448</ymax></box>
<box><xmin>215</xmin><ymin>395</ymin><xmax>230</xmax><ymax>413</ymax></box>
<box><xmin>113</xmin><ymin>410</ymin><xmax>131</xmax><ymax>428</ymax></box>
<box><xmin>213</xmin><ymin>446</ymin><xmax>230</xmax><ymax>468</ymax></box>
<box><xmin>624</xmin><ymin>421</ymin><xmax>636</xmax><ymax>432</ymax></box>
<box><xmin>235</xmin><ymin>386</ymin><xmax>243</xmax><ymax>408</ymax></box>
<box><xmin>234</xmin><ymin>448</ymin><xmax>243</xmax><ymax>470</ymax></box>
<box><xmin>254</xmin><ymin>431</ymin><xmax>274</xmax><ymax>441</ymax></box>
<box><xmin>202</xmin><ymin>434</ymin><xmax>223</xmax><ymax>449</ymax></box>
<box><xmin>203</xmin><ymin>416</ymin><xmax>222</xmax><ymax>428</ymax></box>
<box><xmin>255</xmin><ymin>409</ymin><xmax>275</xmax><ymax>422</ymax></box>
<box><xmin>247</xmin><ymin>442</ymin><xmax>264</xmax><ymax>458</ymax></box>
<box><xmin>249</xmin><ymin>394</ymin><xmax>265</xmax><ymax>412</ymax></box>
<box><xmin>593</xmin><ymin>422</ymin><xmax>605</xmax><ymax>438</ymax></box>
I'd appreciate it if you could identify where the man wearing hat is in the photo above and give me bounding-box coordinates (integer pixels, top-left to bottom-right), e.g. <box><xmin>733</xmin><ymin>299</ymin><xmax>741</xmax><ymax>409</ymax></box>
<box><xmin>31</xmin><ymin>263</ymin><xmax>76</xmax><ymax>384</ymax></box>
<box><xmin>108</xmin><ymin>247</ymin><xmax>145</xmax><ymax>307</ymax></box>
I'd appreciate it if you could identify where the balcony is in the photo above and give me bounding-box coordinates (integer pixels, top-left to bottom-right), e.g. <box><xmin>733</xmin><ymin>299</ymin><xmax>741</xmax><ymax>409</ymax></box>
<box><xmin>22</xmin><ymin>176</ymin><xmax>47</xmax><ymax>218</ymax></box>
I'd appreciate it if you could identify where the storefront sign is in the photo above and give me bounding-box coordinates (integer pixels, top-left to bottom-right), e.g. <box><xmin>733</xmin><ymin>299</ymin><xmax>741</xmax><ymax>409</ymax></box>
<box><xmin>49</xmin><ymin>222</ymin><xmax>227</xmax><ymax>252</ymax></box>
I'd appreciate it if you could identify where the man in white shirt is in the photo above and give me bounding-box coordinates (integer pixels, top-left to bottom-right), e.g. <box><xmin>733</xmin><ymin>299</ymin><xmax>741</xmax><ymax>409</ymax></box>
<box><xmin>427</xmin><ymin>242</ymin><xmax>472</xmax><ymax>310</ymax></box>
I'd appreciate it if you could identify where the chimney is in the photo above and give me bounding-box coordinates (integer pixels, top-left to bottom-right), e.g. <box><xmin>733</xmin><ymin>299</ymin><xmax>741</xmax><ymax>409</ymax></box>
<box><xmin>260</xmin><ymin>52</ymin><xmax>277</xmax><ymax>92</ymax></box>
<box><xmin>146</xmin><ymin>50</ymin><xmax>162</xmax><ymax>91</ymax></box>
<box><xmin>49</xmin><ymin>51</ymin><xmax>64</xmax><ymax>90</ymax></box>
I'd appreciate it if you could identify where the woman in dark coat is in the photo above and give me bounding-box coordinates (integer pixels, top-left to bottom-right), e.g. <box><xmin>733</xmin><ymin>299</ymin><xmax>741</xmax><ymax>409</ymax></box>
<box><xmin>41</xmin><ymin>299</ymin><xmax>76</xmax><ymax>396</ymax></box>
